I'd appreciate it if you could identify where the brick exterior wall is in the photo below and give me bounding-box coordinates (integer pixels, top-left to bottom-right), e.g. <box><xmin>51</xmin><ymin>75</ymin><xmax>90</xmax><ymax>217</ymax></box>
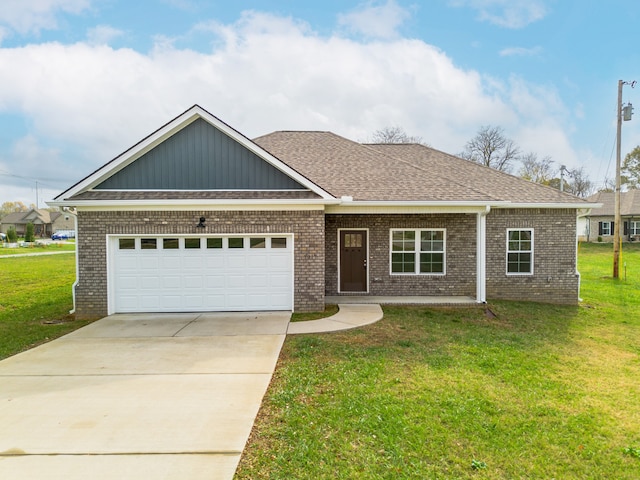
<box><xmin>327</xmin><ymin>209</ymin><xmax>579</xmax><ymax>305</ymax></box>
<box><xmin>486</xmin><ymin>209</ymin><xmax>579</xmax><ymax>304</ymax></box>
<box><xmin>325</xmin><ymin>214</ymin><xmax>477</xmax><ymax>297</ymax></box>
<box><xmin>74</xmin><ymin>209</ymin><xmax>324</xmax><ymax>318</ymax></box>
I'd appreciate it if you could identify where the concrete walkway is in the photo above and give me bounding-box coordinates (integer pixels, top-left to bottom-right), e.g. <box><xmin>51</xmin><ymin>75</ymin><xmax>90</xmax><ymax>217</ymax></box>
<box><xmin>288</xmin><ymin>304</ymin><xmax>383</xmax><ymax>334</ymax></box>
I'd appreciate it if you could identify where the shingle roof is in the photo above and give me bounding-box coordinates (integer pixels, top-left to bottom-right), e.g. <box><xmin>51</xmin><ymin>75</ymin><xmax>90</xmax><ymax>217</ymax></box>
<box><xmin>253</xmin><ymin>131</ymin><xmax>587</xmax><ymax>204</ymax></box>
<box><xmin>0</xmin><ymin>209</ymin><xmax>56</xmax><ymax>224</ymax></box>
<box><xmin>586</xmin><ymin>190</ymin><xmax>640</xmax><ymax>216</ymax></box>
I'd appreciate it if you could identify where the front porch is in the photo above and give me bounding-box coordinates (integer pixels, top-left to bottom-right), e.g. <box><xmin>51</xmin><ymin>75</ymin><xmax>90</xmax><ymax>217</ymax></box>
<box><xmin>325</xmin><ymin>295</ymin><xmax>478</xmax><ymax>306</ymax></box>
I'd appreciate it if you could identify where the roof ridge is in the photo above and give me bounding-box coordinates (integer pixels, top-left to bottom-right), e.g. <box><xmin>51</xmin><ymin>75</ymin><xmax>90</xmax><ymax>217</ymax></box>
<box><xmin>364</xmin><ymin>143</ymin><xmax>502</xmax><ymax>201</ymax></box>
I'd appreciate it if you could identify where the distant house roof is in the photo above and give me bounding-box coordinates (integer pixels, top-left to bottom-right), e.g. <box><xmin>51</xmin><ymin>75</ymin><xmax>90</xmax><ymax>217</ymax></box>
<box><xmin>254</xmin><ymin>131</ymin><xmax>588</xmax><ymax>205</ymax></box>
<box><xmin>0</xmin><ymin>209</ymin><xmax>60</xmax><ymax>225</ymax></box>
<box><xmin>586</xmin><ymin>190</ymin><xmax>640</xmax><ymax>216</ymax></box>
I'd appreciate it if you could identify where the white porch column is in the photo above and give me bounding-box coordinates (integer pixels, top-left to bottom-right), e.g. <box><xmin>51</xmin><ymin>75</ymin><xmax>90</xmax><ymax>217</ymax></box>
<box><xmin>476</xmin><ymin>207</ymin><xmax>489</xmax><ymax>303</ymax></box>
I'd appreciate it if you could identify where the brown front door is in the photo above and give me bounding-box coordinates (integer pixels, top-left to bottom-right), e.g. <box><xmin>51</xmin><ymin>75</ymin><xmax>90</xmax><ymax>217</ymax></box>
<box><xmin>339</xmin><ymin>230</ymin><xmax>367</xmax><ymax>292</ymax></box>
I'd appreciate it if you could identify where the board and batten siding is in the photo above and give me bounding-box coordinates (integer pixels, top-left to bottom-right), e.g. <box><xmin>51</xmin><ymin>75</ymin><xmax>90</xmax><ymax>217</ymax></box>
<box><xmin>96</xmin><ymin>118</ymin><xmax>306</xmax><ymax>191</ymax></box>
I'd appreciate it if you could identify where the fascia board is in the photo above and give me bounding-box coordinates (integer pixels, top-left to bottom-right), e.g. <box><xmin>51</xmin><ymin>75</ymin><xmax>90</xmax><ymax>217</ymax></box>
<box><xmin>55</xmin><ymin>105</ymin><xmax>335</xmax><ymax>201</ymax></box>
<box><xmin>47</xmin><ymin>198</ymin><xmax>339</xmax><ymax>211</ymax></box>
<box><xmin>327</xmin><ymin>201</ymin><xmax>507</xmax><ymax>215</ymax></box>
<box><xmin>494</xmin><ymin>202</ymin><xmax>602</xmax><ymax>209</ymax></box>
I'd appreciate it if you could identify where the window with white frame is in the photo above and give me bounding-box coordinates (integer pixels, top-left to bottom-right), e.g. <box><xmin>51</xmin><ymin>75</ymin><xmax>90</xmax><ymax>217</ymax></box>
<box><xmin>599</xmin><ymin>221</ymin><xmax>612</xmax><ymax>236</ymax></box>
<box><xmin>630</xmin><ymin>221</ymin><xmax>640</xmax><ymax>235</ymax></box>
<box><xmin>390</xmin><ymin>229</ymin><xmax>445</xmax><ymax>274</ymax></box>
<box><xmin>506</xmin><ymin>229</ymin><xmax>533</xmax><ymax>275</ymax></box>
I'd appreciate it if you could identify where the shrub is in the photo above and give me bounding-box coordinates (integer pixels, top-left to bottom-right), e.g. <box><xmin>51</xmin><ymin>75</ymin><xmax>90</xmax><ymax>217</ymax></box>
<box><xmin>7</xmin><ymin>227</ymin><xmax>17</xmax><ymax>243</ymax></box>
<box><xmin>25</xmin><ymin>223</ymin><xmax>35</xmax><ymax>243</ymax></box>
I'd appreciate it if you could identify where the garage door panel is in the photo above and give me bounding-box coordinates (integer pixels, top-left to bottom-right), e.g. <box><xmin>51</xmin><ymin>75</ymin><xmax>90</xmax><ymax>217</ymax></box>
<box><xmin>269</xmin><ymin>273</ymin><xmax>290</xmax><ymax>288</ymax></box>
<box><xmin>111</xmin><ymin>236</ymin><xmax>292</xmax><ymax>313</ymax></box>
<box><xmin>162</xmin><ymin>276</ymin><xmax>181</xmax><ymax>289</ymax></box>
<box><xmin>205</xmin><ymin>275</ymin><xmax>225</xmax><ymax>288</ymax></box>
<box><xmin>248</xmin><ymin>274</ymin><xmax>268</xmax><ymax>287</ymax></box>
<box><xmin>117</xmin><ymin>276</ymin><xmax>139</xmax><ymax>290</ymax></box>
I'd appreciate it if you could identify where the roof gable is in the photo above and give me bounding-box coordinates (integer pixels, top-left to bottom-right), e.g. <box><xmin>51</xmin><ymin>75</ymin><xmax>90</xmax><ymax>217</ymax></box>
<box><xmin>587</xmin><ymin>190</ymin><xmax>640</xmax><ymax>216</ymax></box>
<box><xmin>95</xmin><ymin>118</ymin><xmax>305</xmax><ymax>191</ymax></box>
<box><xmin>55</xmin><ymin>105</ymin><xmax>333</xmax><ymax>202</ymax></box>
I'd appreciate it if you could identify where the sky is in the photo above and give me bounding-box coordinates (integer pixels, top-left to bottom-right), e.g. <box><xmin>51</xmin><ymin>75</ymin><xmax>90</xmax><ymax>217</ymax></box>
<box><xmin>0</xmin><ymin>0</ymin><xmax>639</xmax><ymax>207</ymax></box>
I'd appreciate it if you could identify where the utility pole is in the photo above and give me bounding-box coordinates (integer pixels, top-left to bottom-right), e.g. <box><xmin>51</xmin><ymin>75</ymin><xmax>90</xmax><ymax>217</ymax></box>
<box><xmin>613</xmin><ymin>79</ymin><xmax>636</xmax><ymax>279</ymax></box>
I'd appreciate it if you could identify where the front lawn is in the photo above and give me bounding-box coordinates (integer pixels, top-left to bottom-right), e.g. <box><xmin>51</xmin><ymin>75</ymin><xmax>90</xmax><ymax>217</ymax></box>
<box><xmin>237</xmin><ymin>243</ymin><xmax>640</xmax><ymax>479</ymax></box>
<box><xmin>0</xmin><ymin>254</ymin><xmax>90</xmax><ymax>359</ymax></box>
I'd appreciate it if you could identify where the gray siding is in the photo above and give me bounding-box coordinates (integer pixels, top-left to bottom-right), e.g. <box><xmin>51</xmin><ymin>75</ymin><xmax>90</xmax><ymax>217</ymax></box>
<box><xmin>96</xmin><ymin>118</ymin><xmax>306</xmax><ymax>190</ymax></box>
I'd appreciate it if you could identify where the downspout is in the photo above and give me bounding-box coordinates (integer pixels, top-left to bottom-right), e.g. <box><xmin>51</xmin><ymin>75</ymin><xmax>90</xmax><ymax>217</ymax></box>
<box><xmin>476</xmin><ymin>205</ymin><xmax>490</xmax><ymax>303</ymax></box>
<box><xmin>62</xmin><ymin>207</ymin><xmax>78</xmax><ymax>314</ymax></box>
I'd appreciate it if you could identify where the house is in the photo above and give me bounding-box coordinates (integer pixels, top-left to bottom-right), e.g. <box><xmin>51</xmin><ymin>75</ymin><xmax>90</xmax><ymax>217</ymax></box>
<box><xmin>0</xmin><ymin>208</ymin><xmax>75</xmax><ymax>238</ymax></box>
<box><xmin>49</xmin><ymin>105</ymin><xmax>597</xmax><ymax>319</ymax></box>
<box><xmin>584</xmin><ymin>190</ymin><xmax>640</xmax><ymax>242</ymax></box>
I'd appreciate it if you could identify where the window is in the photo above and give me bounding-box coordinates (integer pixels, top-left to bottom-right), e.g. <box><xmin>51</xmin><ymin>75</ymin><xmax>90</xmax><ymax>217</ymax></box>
<box><xmin>185</xmin><ymin>238</ymin><xmax>201</xmax><ymax>249</ymax></box>
<box><xmin>119</xmin><ymin>238</ymin><xmax>135</xmax><ymax>250</ymax></box>
<box><xmin>228</xmin><ymin>237</ymin><xmax>244</xmax><ymax>249</ymax></box>
<box><xmin>141</xmin><ymin>238</ymin><xmax>157</xmax><ymax>250</ymax></box>
<box><xmin>207</xmin><ymin>238</ymin><xmax>223</xmax><ymax>249</ymax></box>
<box><xmin>390</xmin><ymin>229</ymin><xmax>445</xmax><ymax>275</ymax></box>
<box><xmin>599</xmin><ymin>221</ymin><xmax>612</xmax><ymax>236</ymax></box>
<box><xmin>630</xmin><ymin>221</ymin><xmax>640</xmax><ymax>235</ymax></box>
<box><xmin>507</xmin><ymin>229</ymin><xmax>533</xmax><ymax>275</ymax></box>
<box><xmin>250</xmin><ymin>238</ymin><xmax>266</xmax><ymax>249</ymax></box>
<box><xmin>271</xmin><ymin>237</ymin><xmax>287</xmax><ymax>248</ymax></box>
<box><xmin>163</xmin><ymin>238</ymin><xmax>179</xmax><ymax>249</ymax></box>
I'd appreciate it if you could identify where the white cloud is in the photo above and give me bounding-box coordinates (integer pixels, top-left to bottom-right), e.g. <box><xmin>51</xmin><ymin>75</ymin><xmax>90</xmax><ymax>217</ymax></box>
<box><xmin>86</xmin><ymin>25</ymin><xmax>125</xmax><ymax>46</ymax></box>
<box><xmin>337</xmin><ymin>0</ymin><xmax>411</xmax><ymax>39</ymax></box>
<box><xmin>0</xmin><ymin>10</ymin><xmax>578</xmax><ymax>199</ymax></box>
<box><xmin>0</xmin><ymin>0</ymin><xmax>90</xmax><ymax>35</ymax></box>
<box><xmin>499</xmin><ymin>46</ymin><xmax>542</xmax><ymax>57</ymax></box>
<box><xmin>449</xmin><ymin>0</ymin><xmax>548</xmax><ymax>29</ymax></box>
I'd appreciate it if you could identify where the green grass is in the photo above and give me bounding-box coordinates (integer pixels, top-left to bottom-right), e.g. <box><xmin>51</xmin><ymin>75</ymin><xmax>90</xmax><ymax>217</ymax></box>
<box><xmin>0</xmin><ymin>254</ymin><xmax>90</xmax><ymax>359</ymax></box>
<box><xmin>0</xmin><ymin>241</ymin><xmax>76</xmax><ymax>256</ymax></box>
<box><xmin>237</xmin><ymin>242</ymin><xmax>640</xmax><ymax>479</ymax></box>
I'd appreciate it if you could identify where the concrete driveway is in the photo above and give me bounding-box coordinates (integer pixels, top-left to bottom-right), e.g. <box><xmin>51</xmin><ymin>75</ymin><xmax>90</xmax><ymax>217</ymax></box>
<box><xmin>0</xmin><ymin>312</ymin><xmax>290</xmax><ymax>480</ymax></box>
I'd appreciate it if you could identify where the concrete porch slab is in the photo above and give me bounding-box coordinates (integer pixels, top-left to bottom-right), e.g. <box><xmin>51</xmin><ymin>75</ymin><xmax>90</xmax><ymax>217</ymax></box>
<box><xmin>325</xmin><ymin>295</ymin><xmax>477</xmax><ymax>305</ymax></box>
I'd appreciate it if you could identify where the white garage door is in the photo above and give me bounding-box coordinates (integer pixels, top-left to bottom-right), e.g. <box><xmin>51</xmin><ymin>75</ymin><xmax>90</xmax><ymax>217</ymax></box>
<box><xmin>109</xmin><ymin>235</ymin><xmax>293</xmax><ymax>313</ymax></box>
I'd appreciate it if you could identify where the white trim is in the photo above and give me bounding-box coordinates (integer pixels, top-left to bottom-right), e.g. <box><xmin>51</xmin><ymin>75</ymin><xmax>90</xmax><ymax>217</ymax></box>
<box><xmin>476</xmin><ymin>208</ymin><xmax>488</xmax><ymax>303</ymax></box>
<box><xmin>337</xmin><ymin>228</ymin><xmax>369</xmax><ymax>294</ymax></box>
<box><xmin>494</xmin><ymin>202</ymin><xmax>601</xmax><ymax>209</ymax></box>
<box><xmin>389</xmin><ymin>228</ymin><xmax>446</xmax><ymax>276</ymax></box>
<box><xmin>506</xmin><ymin>228</ymin><xmax>534</xmax><ymax>276</ymax></box>
<box><xmin>49</xmin><ymin>200</ymin><xmax>334</xmax><ymax>211</ymax></box>
<box><xmin>55</xmin><ymin>105</ymin><xmax>334</xmax><ymax>202</ymax></box>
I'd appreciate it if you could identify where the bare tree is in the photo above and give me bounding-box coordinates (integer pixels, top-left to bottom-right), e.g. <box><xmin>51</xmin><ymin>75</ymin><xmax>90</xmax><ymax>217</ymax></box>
<box><xmin>519</xmin><ymin>153</ymin><xmax>554</xmax><ymax>184</ymax></box>
<box><xmin>547</xmin><ymin>167</ymin><xmax>594</xmax><ymax>198</ymax></box>
<box><xmin>371</xmin><ymin>126</ymin><xmax>424</xmax><ymax>144</ymax></box>
<box><xmin>567</xmin><ymin>167</ymin><xmax>594</xmax><ymax>198</ymax></box>
<box><xmin>460</xmin><ymin>125</ymin><xmax>520</xmax><ymax>172</ymax></box>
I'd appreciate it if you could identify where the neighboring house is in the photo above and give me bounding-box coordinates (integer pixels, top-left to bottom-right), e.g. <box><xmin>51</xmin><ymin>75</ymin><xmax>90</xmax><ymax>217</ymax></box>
<box><xmin>0</xmin><ymin>209</ymin><xmax>74</xmax><ymax>237</ymax></box>
<box><xmin>49</xmin><ymin>105</ymin><xmax>598</xmax><ymax>319</ymax></box>
<box><xmin>584</xmin><ymin>190</ymin><xmax>640</xmax><ymax>242</ymax></box>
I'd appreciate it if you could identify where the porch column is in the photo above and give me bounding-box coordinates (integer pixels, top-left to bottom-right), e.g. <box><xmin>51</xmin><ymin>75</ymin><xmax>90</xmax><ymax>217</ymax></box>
<box><xmin>476</xmin><ymin>207</ymin><xmax>489</xmax><ymax>303</ymax></box>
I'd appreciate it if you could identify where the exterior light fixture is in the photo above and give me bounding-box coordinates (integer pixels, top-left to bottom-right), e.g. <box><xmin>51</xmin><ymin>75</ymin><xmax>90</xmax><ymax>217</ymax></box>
<box><xmin>197</xmin><ymin>216</ymin><xmax>206</xmax><ymax>228</ymax></box>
